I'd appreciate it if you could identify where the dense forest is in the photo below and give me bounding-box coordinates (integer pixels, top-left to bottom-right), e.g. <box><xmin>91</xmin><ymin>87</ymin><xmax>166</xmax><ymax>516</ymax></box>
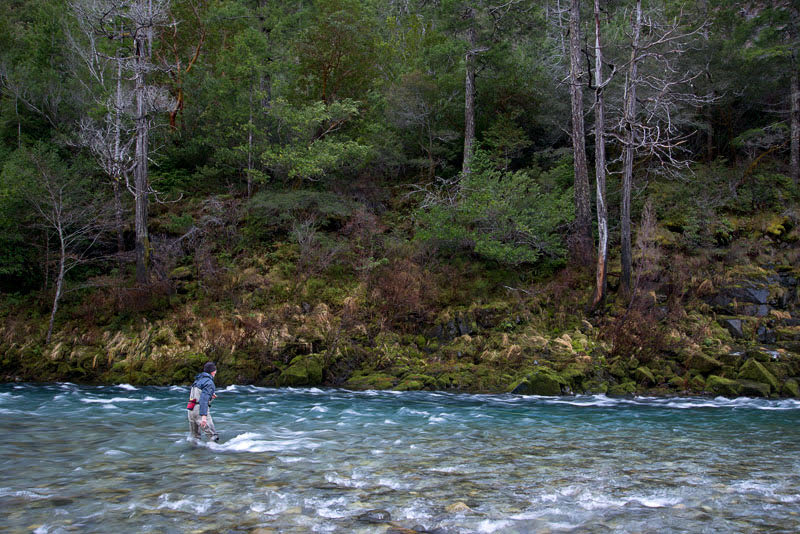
<box><xmin>1</xmin><ymin>0</ymin><xmax>799</xmax><ymax>396</ymax></box>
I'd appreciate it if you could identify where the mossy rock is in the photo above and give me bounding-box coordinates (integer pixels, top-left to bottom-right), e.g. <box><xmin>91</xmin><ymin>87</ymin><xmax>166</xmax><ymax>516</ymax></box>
<box><xmin>634</xmin><ymin>366</ymin><xmax>656</xmax><ymax>385</ymax></box>
<box><xmin>737</xmin><ymin>379</ymin><xmax>770</xmax><ymax>398</ymax></box>
<box><xmin>582</xmin><ymin>379</ymin><xmax>608</xmax><ymax>394</ymax></box>
<box><xmin>686</xmin><ymin>352</ymin><xmax>723</xmax><ymax>375</ymax></box>
<box><xmin>278</xmin><ymin>353</ymin><xmax>323</xmax><ymax>387</ymax></box>
<box><xmin>668</xmin><ymin>376</ymin><xmax>685</xmax><ymax>390</ymax></box>
<box><xmin>690</xmin><ymin>375</ymin><xmax>706</xmax><ymax>392</ymax></box>
<box><xmin>509</xmin><ymin>367</ymin><xmax>566</xmax><ymax>396</ymax></box>
<box><xmin>737</xmin><ymin>358</ymin><xmax>779</xmax><ymax>392</ymax></box>
<box><xmin>394</xmin><ymin>380</ymin><xmax>424</xmax><ymax>391</ymax></box>
<box><xmin>744</xmin><ymin>348</ymin><xmax>771</xmax><ymax>363</ymax></box>
<box><xmin>706</xmin><ymin>375</ymin><xmax>741</xmax><ymax>397</ymax></box>
<box><xmin>781</xmin><ymin>378</ymin><xmax>800</xmax><ymax>398</ymax></box>
<box><xmin>607</xmin><ymin>380</ymin><xmax>636</xmax><ymax>397</ymax></box>
<box><xmin>345</xmin><ymin>372</ymin><xmax>396</xmax><ymax>390</ymax></box>
<box><xmin>401</xmin><ymin>373</ymin><xmax>436</xmax><ymax>388</ymax></box>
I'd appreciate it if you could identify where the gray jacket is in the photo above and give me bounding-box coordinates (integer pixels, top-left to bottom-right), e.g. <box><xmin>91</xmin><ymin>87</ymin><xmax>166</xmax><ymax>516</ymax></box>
<box><xmin>190</xmin><ymin>372</ymin><xmax>216</xmax><ymax>416</ymax></box>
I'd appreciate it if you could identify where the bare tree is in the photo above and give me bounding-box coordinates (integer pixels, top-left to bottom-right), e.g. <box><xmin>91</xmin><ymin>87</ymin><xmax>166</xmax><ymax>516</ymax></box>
<box><xmin>69</xmin><ymin>0</ymin><xmax>171</xmax><ymax>284</ymax></box>
<box><xmin>591</xmin><ymin>0</ymin><xmax>614</xmax><ymax>308</ymax></box>
<box><xmin>609</xmin><ymin>1</ymin><xmax>709</xmax><ymax>293</ymax></box>
<box><xmin>24</xmin><ymin>151</ymin><xmax>109</xmax><ymax>344</ymax></box>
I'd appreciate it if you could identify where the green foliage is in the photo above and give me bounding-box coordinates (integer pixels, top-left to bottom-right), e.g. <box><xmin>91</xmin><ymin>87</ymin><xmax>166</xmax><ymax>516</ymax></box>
<box><xmin>245</xmin><ymin>189</ymin><xmax>355</xmax><ymax>242</ymax></box>
<box><xmin>415</xmin><ymin>151</ymin><xmax>573</xmax><ymax>266</ymax></box>
<box><xmin>261</xmin><ymin>99</ymin><xmax>370</xmax><ymax>181</ymax></box>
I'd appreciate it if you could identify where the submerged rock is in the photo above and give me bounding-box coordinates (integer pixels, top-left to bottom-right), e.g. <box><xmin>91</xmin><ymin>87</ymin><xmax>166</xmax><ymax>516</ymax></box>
<box><xmin>357</xmin><ymin>509</ymin><xmax>391</xmax><ymax>523</ymax></box>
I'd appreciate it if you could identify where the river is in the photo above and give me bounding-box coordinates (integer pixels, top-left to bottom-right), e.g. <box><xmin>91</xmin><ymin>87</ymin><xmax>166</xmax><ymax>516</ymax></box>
<box><xmin>2</xmin><ymin>383</ymin><xmax>799</xmax><ymax>533</ymax></box>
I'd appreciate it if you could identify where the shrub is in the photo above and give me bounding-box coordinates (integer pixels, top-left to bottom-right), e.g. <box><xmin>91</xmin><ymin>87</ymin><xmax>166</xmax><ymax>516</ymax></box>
<box><xmin>414</xmin><ymin>150</ymin><xmax>573</xmax><ymax>267</ymax></box>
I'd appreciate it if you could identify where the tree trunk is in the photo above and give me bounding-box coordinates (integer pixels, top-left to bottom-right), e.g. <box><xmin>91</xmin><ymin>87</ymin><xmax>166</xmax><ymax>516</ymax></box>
<box><xmin>621</xmin><ymin>0</ymin><xmax>642</xmax><ymax>295</ymax></box>
<box><xmin>46</xmin><ymin>229</ymin><xmax>66</xmax><ymax>345</ymax></box>
<box><xmin>134</xmin><ymin>1</ymin><xmax>151</xmax><ymax>284</ymax></box>
<box><xmin>569</xmin><ymin>0</ymin><xmax>593</xmax><ymax>262</ymax></box>
<box><xmin>113</xmin><ymin>61</ymin><xmax>125</xmax><ymax>257</ymax></box>
<box><xmin>791</xmin><ymin>53</ymin><xmax>799</xmax><ymax>185</ymax></box>
<box><xmin>113</xmin><ymin>177</ymin><xmax>124</xmax><ymax>256</ymax></box>
<box><xmin>592</xmin><ymin>0</ymin><xmax>607</xmax><ymax>308</ymax></box>
<box><xmin>462</xmin><ymin>9</ymin><xmax>477</xmax><ymax>177</ymax></box>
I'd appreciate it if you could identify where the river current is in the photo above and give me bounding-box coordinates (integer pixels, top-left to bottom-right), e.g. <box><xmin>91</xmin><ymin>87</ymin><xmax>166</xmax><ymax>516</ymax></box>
<box><xmin>2</xmin><ymin>383</ymin><xmax>799</xmax><ymax>533</ymax></box>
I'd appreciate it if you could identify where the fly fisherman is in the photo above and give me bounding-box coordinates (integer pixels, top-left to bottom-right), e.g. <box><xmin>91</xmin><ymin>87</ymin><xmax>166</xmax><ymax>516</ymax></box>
<box><xmin>187</xmin><ymin>362</ymin><xmax>219</xmax><ymax>442</ymax></box>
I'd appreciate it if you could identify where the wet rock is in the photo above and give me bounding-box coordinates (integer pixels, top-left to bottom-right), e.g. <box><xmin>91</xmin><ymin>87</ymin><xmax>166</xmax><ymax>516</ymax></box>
<box><xmin>737</xmin><ymin>359</ymin><xmax>778</xmax><ymax>393</ymax></box>
<box><xmin>358</xmin><ymin>509</ymin><xmax>391</xmax><ymax>523</ymax></box>
<box><xmin>719</xmin><ymin>318</ymin><xmax>744</xmax><ymax>338</ymax></box>
<box><xmin>445</xmin><ymin>501</ymin><xmax>472</xmax><ymax>513</ymax></box>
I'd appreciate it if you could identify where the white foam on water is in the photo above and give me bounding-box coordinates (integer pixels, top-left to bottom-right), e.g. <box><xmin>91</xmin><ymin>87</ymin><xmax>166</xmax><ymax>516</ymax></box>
<box><xmin>158</xmin><ymin>493</ymin><xmax>211</xmax><ymax>514</ymax></box>
<box><xmin>324</xmin><ymin>472</ymin><xmax>367</xmax><ymax>489</ymax></box>
<box><xmin>310</xmin><ymin>405</ymin><xmax>329</xmax><ymax>413</ymax></box>
<box><xmin>398</xmin><ymin>407</ymin><xmax>430</xmax><ymax>416</ymax></box>
<box><xmin>116</xmin><ymin>383</ymin><xmax>138</xmax><ymax>391</ymax></box>
<box><xmin>81</xmin><ymin>397</ymin><xmax>142</xmax><ymax>404</ymax></box>
<box><xmin>277</xmin><ymin>456</ymin><xmax>304</xmax><ymax>463</ymax></box>
<box><xmin>210</xmin><ymin>432</ymin><xmax>319</xmax><ymax>453</ymax></box>
<box><xmin>103</xmin><ymin>449</ymin><xmax>129</xmax><ymax>457</ymax></box>
<box><xmin>477</xmin><ymin>519</ymin><xmax>512</xmax><ymax>532</ymax></box>
<box><xmin>0</xmin><ymin>487</ymin><xmax>50</xmax><ymax>500</ymax></box>
<box><xmin>633</xmin><ymin>495</ymin><xmax>682</xmax><ymax>508</ymax></box>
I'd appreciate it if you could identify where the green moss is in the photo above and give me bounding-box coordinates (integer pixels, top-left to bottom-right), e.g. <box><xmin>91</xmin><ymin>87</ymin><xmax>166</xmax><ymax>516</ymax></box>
<box><xmin>686</xmin><ymin>352</ymin><xmax>723</xmax><ymax>375</ymax></box>
<box><xmin>782</xmin><ymin>379</ymin><xmax>800</xmax><ymax>398</ymax></box>
<box><xmin>634</xmin><ymin>366</ymin><xmax>656</xmax><ymax>385</ymax></box>
<box><xmin>607</xmin><ymin>381</ymin><xmax>636</xmax><ymax>397</ymax></box>
<box><xmin>706</xmin><ymin>375</ymin><xmax>741</xmax><ymax>397</ymax></box>
<box><xmin>394</xmin><ymin>379</ymin><xmax>424</xmax><ymax>391</ymax></box>
<box><xmin>345</xmin><ymin>372</ymin><xmax>396</xmax><ymax>390</ymax></box>
<box><xmin>737</xmin><ymin>379</ymin><xmax>771</xmax><ymax>398</ymax></box>
<box><xmin>278</xmin><ymin>353</ymin><xmax>323</xmax><ymax>386</ymax></box>
<box><xmin>509</xmin><ymin>367</ymin><xmax>566</xmax><ymax>396</ymax></box>
<box><xmin>737</xmin><ymin>358</ymin><xmax>779</xmax><ymax>392</ymax></box>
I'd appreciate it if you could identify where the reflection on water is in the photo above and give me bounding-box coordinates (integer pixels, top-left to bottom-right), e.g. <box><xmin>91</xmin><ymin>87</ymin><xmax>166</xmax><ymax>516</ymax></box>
<box><xmin>2</xmin><ymin>383</ymin><xmax>800</xmax><ymax>533</ymax></box>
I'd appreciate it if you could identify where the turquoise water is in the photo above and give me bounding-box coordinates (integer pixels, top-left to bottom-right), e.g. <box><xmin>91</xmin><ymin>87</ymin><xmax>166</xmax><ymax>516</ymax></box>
<box><xmin>2</xmin><ymin>384</ymin><xmax>800</xmax><ymax>533</ymax></box>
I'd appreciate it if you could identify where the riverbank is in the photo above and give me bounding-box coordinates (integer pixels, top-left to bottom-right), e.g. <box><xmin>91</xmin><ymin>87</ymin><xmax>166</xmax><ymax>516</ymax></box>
<box><xmin>2</xmin><ymin>170</ymin><xmax>799</xmax><ymax>397</ymax></box>
<box><xmin>2</xmin><ymin>230</ymin><xmax>799</xmax><ymax>398</ymax></box>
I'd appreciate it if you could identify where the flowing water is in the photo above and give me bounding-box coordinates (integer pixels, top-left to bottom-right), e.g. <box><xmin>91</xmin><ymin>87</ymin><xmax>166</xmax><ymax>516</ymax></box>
<box><xmin>2</xmin><ymin>383</ymin><xmax>800</xmax><ymax>534</ymax></box>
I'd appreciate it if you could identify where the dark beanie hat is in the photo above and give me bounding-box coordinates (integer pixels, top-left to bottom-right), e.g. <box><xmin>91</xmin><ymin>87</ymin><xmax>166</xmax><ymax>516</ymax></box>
<box><xmin>203</xmin><ymin>361</ymin><xmax>217</xmax><ymax>374</ymax></box>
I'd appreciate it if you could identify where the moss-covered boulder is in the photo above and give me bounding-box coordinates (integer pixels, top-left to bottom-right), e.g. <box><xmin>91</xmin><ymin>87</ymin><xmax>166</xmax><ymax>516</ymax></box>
<box><xmin>706</xmin><ymin>375</ymin><xmax>741</xmax><ymax>397</ymax></box>
<box><xmin>737</xmin><ymin>379</ymin><xmax>770</xmax><ymax>398</ymax></box>
<box><xmin>781</xmin><ymin>378</ymin><xmax>800</xmax><ymax>398</ymax></box>
<box><xmin>607</xmin><ymin>380</ymin><xmax>636</xmax><ymax>397</ymax></box>
<box><xmin>509</xmin><ymin>367</ymin><xmax>566</xmax><ymax>396</ymax></box>
<box><xmin>394</xmin><ymin>379</ymin><xmax>424</xmax><ymax>391</ymax></box>
<box><xmin>687</xmin><ymin>352</ymin><xmax>723</xmax><ymax>375</ymax></box>
<box><xmin>634</xmin><ymin>366</ymin><xmax>656</xmax><ymax>385</ymax></box>
<box><xmin>737</xmin><ymin>358</ymin><xmax>779</xmax><ymax>392</ymax></box>
<box><xmin>278</xmin><ymin>353</ymin><xmax>323</xmax><ymax>386</ymax></box>
<box><xmin>345</xmin><ymin>372</ymin><xmax>396</xmax><ymax>390</ymax></box>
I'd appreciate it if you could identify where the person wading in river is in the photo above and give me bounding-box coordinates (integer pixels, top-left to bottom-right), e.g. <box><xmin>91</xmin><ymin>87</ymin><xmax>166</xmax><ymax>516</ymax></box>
<box><xmin>187</xmin><ymin>362</ymin><xmax>219</xmax><ymax>442</ymax></box>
